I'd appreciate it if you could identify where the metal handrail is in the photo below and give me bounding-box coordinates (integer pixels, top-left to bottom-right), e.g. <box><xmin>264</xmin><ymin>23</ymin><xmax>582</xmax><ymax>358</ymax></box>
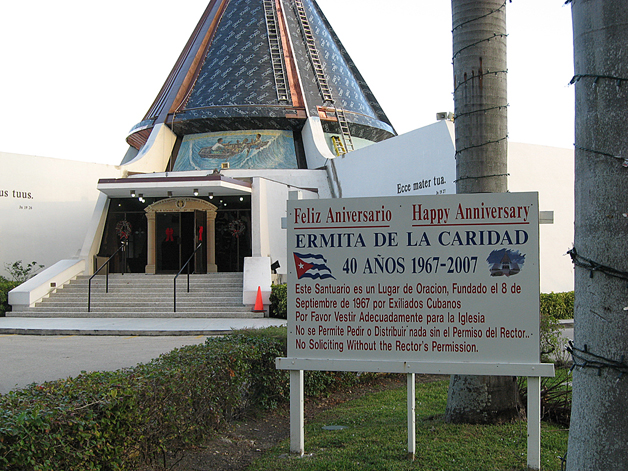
<box><xmin>174</xmin><ymin>243</ymin><xmax>203</xmax><ymax>313</ymax></box>
<box><xmin>88</xmin><ymin>242</ymin><xmax>126</xmax><ymax>312</ymax></box>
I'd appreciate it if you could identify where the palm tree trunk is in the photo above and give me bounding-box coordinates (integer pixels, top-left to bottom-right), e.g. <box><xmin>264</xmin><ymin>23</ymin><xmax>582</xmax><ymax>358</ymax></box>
<box><xmin>445</xmin><ymin>0</ymin><xmax>520</xmax><ymax>424</ymax></box>
<box><xmin>566</xmin><ymin>1</ymin><xmax>628</xmax><ymax>468</ymax></box>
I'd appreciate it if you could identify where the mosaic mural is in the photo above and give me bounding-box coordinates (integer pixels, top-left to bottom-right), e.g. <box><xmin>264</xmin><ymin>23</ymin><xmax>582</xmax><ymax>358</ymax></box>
<box><xmin>173</xmin><ymin>130</ymin><xmax>298</xmax><ymax>171</ymax></box>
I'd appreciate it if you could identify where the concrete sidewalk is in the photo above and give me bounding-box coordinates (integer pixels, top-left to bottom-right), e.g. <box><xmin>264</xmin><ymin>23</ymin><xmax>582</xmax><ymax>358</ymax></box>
<box><xmin>0</xmin><ymin>317</ymin><xmax>287</xmax><ymax>336</ymax></box>
<box><xmin>0</xmin><ymin>317</ymin><xmax>572</xmax><ymax>336</ymax></box>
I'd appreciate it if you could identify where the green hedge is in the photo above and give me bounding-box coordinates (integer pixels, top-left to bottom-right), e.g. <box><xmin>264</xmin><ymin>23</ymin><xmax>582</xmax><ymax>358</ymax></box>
<box><xmin>0</xmin><ymin>281</ymin><xmax>19</xmax><ymax>316</ymax></box>
<box><xmin>540</xmin><ymin>291</ymin><xmax>574</xmax><ymax>320</ymax></box>
<box><xmin>0</xmin><ymin>327</ymin><xmax>365</xmax><ymax>470</ymax></box>
<box><xmin>270</xmin><ymin>283</ymin><xmax>287</xmax><ymax>319</ymax></box>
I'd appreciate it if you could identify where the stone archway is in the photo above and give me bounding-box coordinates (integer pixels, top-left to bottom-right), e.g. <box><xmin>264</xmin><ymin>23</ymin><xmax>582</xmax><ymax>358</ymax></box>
<box><xmin>144</xmin><ymin>197</ymin><xmax>217</xmax><ymax>274</ymax></box>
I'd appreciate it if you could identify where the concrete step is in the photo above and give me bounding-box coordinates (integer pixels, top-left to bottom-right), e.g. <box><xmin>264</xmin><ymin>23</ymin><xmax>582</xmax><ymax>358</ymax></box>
<box><xmin>11</xmin><ymin>272</ymin><xmax>263</xmax><ymax>320</ymax></box>
<box><xmin>29</xmin><ymin>302</ymin><xmax>251</xmax><ymax>311</ymax></box>
<box><xmin>40</xmin><ymin>301</ymin><xmax>244</xmax><ymax>308</ymax></box>
<box><xmin>50</xmin><ymin>295</ymin><xmax>243</xmax><ymax>303</ymax></box>
<box><xmin>9</xmin><ymin>310</ymin><xmax>265</xmax><ymax>319</ymax></box>
<box><xmin>74</xmin><ymin>274</ymin><xmax>243</xmax><ymax>281</ymax></box>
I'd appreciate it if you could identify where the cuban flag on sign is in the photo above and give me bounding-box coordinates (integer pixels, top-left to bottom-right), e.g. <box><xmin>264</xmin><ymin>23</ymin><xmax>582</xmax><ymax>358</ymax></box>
<box><xmin>293</xmin><ymin>252</ymin><xmax>336</xmax><ymax>280</ymax></box>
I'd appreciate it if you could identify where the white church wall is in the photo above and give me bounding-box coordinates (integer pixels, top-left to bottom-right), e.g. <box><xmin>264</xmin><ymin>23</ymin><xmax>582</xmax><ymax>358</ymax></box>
<box><xmin>508</xmin><ymin>142</ymin><xmax>574</xmax><ymax>293</ymax></box>
<box><xmin>332</xmin><ymin>120</ymin><xmax>457</xmax><ymax>198</ymax></box>
<box><xmin>0</xmin><ymin>152</ymin><xmax>121</xmax><ymax>280</ymax></box>
<box><xmin>251</xmin><ymin>176</ymin><xmax>318</xmax><ymax>276</ymax></box>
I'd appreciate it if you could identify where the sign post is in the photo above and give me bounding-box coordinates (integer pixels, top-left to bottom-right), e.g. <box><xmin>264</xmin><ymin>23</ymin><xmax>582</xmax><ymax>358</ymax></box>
<box><xmin>407</xmin><ymin>373</ymin><xmax>416</xmax><ymax>461</ymax></box>
<box><xmin>277</xmin><ymin>192</ymin><xmax>554</xmax><ymax>467</ymax></box>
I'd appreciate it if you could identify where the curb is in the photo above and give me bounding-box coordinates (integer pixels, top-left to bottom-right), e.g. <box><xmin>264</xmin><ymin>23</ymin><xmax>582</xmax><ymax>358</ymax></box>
<box><xmin>0</xmin><ymin>318</ymin><xmax>287</xmax><ymax>336</ymax></box>
<box><xmin>0</xmin><ymin>329</ymin><xmax>234</xmax><ymax>336</ymax></box>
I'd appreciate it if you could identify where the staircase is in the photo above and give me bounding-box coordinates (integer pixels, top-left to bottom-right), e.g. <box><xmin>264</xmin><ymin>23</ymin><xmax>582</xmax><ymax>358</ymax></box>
<box><xmin>8</xmin><ymin>273</ymin><xmax>260</xmax><ymax>319</ymax></box>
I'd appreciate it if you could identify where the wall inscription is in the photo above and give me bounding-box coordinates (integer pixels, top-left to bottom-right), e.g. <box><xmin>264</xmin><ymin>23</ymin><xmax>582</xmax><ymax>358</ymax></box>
<box><xmin>1</xmin><ymin>189</ymin><xmax>35</xmax><ymax>210</ymax></box>
<box><xmin>1</xmin><ymin>190</ymin><xmax>33</xmax><ymax>199</ymax></box>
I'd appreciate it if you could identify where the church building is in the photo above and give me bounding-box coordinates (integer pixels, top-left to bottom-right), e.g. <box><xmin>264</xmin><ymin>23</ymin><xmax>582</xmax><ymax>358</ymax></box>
<box><xmin>4</xmin><ymin>0</ymin><xmax>573</xmax><ymax>314</ymax></box>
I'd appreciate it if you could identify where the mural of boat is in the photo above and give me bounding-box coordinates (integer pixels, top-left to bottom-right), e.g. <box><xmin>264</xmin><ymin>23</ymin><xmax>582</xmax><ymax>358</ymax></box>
<box><xmin>198</xmin><ymin>135</ymin><xmax>271</xmax><ymax>159</ymax></box>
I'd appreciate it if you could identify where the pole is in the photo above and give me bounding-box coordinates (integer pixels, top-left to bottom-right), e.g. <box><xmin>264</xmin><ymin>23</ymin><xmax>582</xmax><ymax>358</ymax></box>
<box><xmin>527</xmin><ymin>376</ymin><xmax>541</xmax><ymax>470</ymax></box>
<box><xmin>290</xmin><ymin>370</ymin><xmax>304</xmax><ymax>455</ymax></box>
<box><xmin>407</xmin><ymin>373</ymin><xmax>416</xmax><ymax>460</ymax></box>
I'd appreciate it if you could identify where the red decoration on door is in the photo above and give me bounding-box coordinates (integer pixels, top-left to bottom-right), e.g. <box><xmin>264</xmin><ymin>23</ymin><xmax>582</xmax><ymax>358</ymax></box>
<box><xmin>165</xmin><ymin>227</ymin><xmax>174</xmax><ymax>241</ymax></box>
<box><xmin>198</xmin><ymin>226</ymin><xmax>204</xmax><ymax>242</ymax></box>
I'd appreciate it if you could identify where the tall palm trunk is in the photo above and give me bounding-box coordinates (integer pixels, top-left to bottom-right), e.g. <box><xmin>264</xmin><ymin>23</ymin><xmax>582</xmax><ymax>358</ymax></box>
<box><xmin>566</xmin><ymin>1</ymin><xmax>628</xmax><ymax>468</ymax></box>
<box><xmin>445</xmin><ymin>0</ymin><xmax>520</xmax><ymax>424</ymax></box>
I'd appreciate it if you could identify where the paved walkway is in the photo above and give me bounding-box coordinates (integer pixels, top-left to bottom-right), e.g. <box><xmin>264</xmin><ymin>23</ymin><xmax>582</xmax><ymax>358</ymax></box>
<box><xmin>0</xmin><ymin>317</ymin><xmax>287</xmax><ymax>394</ymax></box>
<box><xmin>0</xmin><ymin>317</ymin><xmax>570</xmax><ymax>336</ymax></box>
<box><xmin>0</xmin><ymin>317</ymin><xmax>287</xmax><ymax>336</ymax></box>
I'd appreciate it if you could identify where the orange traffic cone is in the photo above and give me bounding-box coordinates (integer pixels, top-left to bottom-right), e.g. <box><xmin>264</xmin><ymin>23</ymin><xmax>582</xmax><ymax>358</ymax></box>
<box><xmin>252</xmin><ymin>286</ymin><xmax>265</xmax><ymax>312</ymax></box>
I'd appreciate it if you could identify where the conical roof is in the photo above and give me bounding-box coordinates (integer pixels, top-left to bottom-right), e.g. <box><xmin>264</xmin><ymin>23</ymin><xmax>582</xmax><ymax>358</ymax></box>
<box><xmin>126</xmin><ymin>0</ymin><xmax>395</xmax><ymax>152</ymax></box>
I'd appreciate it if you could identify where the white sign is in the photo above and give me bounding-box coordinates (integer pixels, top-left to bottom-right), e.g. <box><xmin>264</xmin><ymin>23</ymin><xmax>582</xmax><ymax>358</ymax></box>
<box><xmin>284</xmin><ymin>192</ymin><xmax>542</xmax><ymax>369</ymax></box>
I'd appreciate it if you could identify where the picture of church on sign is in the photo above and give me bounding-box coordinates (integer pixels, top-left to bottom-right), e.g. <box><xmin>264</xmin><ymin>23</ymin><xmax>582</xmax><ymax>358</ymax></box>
<box><xmin>487</xmin><ymin>249</ymin><xmax>525</xmax><ymax>277</ymax></box>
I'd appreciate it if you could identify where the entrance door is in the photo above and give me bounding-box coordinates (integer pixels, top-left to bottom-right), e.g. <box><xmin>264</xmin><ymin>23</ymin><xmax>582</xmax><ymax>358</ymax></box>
<box><xmin>156</xmin><ymin>212</ymin><xmax>199</xmax><ymax>273</ymax></box>
<box><xmin>180</xmin><ymin>212</ymin><xmax>195</xmax><ymax>272</ymax></box>
<box><xmin>144</xmin><ymin>198</ymin><xmax>218</xmax><ymax>275</ymax></box>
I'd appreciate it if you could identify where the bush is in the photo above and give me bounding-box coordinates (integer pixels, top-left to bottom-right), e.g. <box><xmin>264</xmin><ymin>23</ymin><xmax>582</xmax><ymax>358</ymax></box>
<box><xmin>269</xmin><ymin>283</ymin><xmax>287</xmax><ymax>319</ymax></box>
<box><xmin>0</xmin><ymin>280</ymin><xmax>19</xmax><ymax>316</ymax></box>
<box><xmin>3</xmin><ymin>260</ymin><xmax>44</xmax><ymax>283</ymax></box>
<box><xmin>0</xmin><ymin>326</ymin><xmax>371</xmax><ymax>470</ymax></box>
<box><xmin>540</xmin><ymin>311</ymin><xmax>564</xmax><ymax>364</ymax></box>
<box><xmin>519</xmin><ymin>368</ymin><xmax>572</xmax><ymax>426</ymax></box>
<box><xmin>540</xmin><ymin>291</ymin><xmax>574</xmax><ymax>320</ymax></box>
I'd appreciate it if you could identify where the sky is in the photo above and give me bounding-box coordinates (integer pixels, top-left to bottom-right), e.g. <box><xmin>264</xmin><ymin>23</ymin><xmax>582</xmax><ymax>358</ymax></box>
<box><xmin>0</xmin><ymin>0</ymin><xmax>574</xmax><ymax>165</ymax></box>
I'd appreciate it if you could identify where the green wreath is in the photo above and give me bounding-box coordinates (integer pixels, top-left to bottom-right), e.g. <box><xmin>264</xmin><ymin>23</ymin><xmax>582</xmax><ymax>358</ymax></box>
<box><xmin>115</xmin><ymin>220</ymin><xmax>132</xmax><ymax>240</ymax></box>
<box><xmin>228</xmin><ymin>219</ymin><xmax>246</xmax><ymax>238</ymax></box>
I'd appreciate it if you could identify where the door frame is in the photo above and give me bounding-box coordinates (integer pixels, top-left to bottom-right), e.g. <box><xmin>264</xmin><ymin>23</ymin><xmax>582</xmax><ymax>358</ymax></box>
<box><xmin>144</xmin><ymin>197</ymin><xmax>217</xmax><ymax>274</ymax></box>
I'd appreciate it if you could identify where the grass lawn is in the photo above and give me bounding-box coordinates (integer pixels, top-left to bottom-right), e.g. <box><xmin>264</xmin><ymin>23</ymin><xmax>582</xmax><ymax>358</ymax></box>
<box><xmin>249</xmin><ymin>378</ymin><xmax>568</xmax><ymax>471</ymax></box>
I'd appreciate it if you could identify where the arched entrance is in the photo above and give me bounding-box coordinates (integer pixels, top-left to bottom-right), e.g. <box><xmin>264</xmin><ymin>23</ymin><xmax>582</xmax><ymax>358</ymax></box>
<box><xmin>144</xmin><ymin>198</ymin><xmax>217</xmax><ymax>274</ymax></box>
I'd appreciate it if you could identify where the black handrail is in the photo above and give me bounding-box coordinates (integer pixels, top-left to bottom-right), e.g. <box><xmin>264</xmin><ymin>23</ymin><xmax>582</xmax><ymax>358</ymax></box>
<box><xmin>88</xmin><ymin>242</ymin><xmax>126</xmax><ymax>313</ymax></box>
<box><xmin>174</xmin><ymin>243</ymin><xmax>203</xmax><ymax>313</ymax></box>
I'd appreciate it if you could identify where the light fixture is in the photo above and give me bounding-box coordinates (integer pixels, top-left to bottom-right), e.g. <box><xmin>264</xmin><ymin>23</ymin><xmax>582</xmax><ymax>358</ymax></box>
<box><xmin>138</xmin><ymin>193</ymin><xmax>144</xmax><ymax>203</ymax></box>
<box><xmin>131</xmin><ymin>190</ymin><xmax>136</xmax><ymax>197</ymax></box>
<box><xmin>208</xmin><ymin>192</ymin><xmax>214</xmax><ymax>199</ymax></box>
<box><xmin>239</xmin><ymin>196</ymin><xmax>244</xmax><ymax>202</ymax></box>
<box><xmin>167</xmin><ymin>191</ymin><xmax>173</xmax><ymax>197</ymax></box>
<box><xmin>193</xmin><ymin>188</ymin><xmax>199</xmax><ymax>196</ymax></box>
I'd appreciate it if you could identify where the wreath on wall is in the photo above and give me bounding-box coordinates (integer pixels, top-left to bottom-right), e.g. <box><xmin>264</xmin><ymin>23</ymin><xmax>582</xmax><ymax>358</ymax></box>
<box><xmin>115</xmin><ymin>220</ymin><xmax>132</xmax><ymax>241</ymax></box>
<box><xmin>228</xmin><ymin>219</ymin><xmax>246</xmax><ymax>238</ymax></box>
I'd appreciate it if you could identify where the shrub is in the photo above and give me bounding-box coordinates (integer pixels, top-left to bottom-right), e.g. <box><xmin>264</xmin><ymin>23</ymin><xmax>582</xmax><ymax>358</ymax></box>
<box><xmin>0</xmin><ymin>369</ymin><xmax>138</xmax><ymax>470</ymax></box>
<box><xmin>3</xmin><ymin>260</ymin><xmax>44</xmax><ymax>283</ymax></box>
<box><xmin>540</xmin><ymin>291</ymin><xmax>574</xmax><ymax>320</ymax></box>
<box><xmin>0</xmin><ymin>280</ymin><xmax>19</xmax><ymax>316</ymax></box>
<box><xmin>1</xmin><ymin>260</ymin><xmax>43</xmax><ymax>316</ymax></box>
<box><xmin>0</xmin><ymin>326</ymin><xmax>372</xmax><ymax>470</ymax></box>
<box><xmin>519</xmin><ymin>368</ymin><xmax>572</xmax><ymax>426</ymax></box>
<box><xmin>269</xmin><ymin>283</ymin><xmax>287</xmax><ymax>319</ymax></box>
<box><xmin>540</xmin><ymin>311</ymin><xmax>562</xmax><ymax>363</ymax></box>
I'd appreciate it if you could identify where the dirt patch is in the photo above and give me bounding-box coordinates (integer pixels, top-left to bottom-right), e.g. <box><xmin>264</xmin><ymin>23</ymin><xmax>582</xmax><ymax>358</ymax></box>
<box><xmin>155</xmin><ymin>374</ymin><xmax>444</xmax><ymax>471</ymax></box>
